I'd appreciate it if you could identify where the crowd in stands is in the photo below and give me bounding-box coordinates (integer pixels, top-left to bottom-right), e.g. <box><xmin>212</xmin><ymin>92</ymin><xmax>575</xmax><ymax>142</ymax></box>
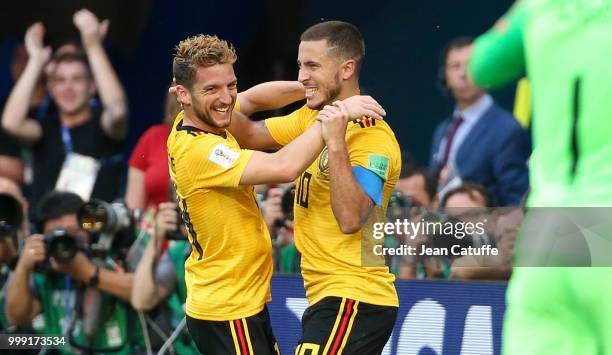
<box><xmin>0</xmin><ymin>9</ymin><xmax>531</xmax><ymax>353</ymax></box>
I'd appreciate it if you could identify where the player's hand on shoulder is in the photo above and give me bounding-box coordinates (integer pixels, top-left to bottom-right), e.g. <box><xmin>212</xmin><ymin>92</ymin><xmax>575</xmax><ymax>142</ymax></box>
<box><xmin>335</xmin><ymin>95</ymin><xmax>386</xmax><ymax>120</ymax></box>
<box><xmin>318</xmin><ymin>103</ymin><xmax>348</xmax><ymax>147</ymax></box>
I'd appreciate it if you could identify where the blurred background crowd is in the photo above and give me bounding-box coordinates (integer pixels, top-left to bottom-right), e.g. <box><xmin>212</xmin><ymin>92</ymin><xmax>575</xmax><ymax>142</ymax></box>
<box><xmin>0</xmin><ymin>0</ymin><xmax>530</xmax><ymax>353</ymax></box>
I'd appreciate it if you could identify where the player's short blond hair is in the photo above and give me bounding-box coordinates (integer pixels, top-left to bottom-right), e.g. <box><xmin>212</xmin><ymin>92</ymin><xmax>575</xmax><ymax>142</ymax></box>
<box><xmin>173</xmin><ymin>34</ymin><xmax>237</xmax><ymax>89</ymax></box>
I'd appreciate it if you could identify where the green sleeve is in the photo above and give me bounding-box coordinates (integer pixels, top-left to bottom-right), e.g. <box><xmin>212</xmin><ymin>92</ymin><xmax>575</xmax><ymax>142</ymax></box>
<box><xmin>469</xmin><ymin>1</ymin><xmax>529</xmax><ymax>88</ymax></box>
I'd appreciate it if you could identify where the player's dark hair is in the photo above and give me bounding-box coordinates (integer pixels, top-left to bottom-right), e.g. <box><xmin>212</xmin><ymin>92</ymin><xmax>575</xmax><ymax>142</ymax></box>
<box><xmin>438</xmin><ymin>36</ymin><xmax>474</xmax><ymax>89</ymax></box>
<box><xmin>301</xmin><ymin>21</ymin><xmax>365</xmax><ymax>76</ymax></box>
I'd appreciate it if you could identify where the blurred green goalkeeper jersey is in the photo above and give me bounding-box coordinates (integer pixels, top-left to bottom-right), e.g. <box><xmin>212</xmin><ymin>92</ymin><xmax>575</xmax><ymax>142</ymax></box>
<box><xmin>470</xmin><ymin>0</ymin><xmax>612</xmax><ymax>207</ymax></box>
<box><xmin>470</xmin><ymin>2</ymin><xmax>612</xmax><ymax>355</ymax></box>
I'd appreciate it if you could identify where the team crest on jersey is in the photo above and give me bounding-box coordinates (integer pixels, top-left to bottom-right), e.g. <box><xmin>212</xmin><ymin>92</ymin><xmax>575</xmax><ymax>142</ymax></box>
<box><xmin>209</xmin><ymin>143</ymin><xmax>239</xmax><ymax>169</ymax></box>
<box><xmin>318</xmin><ymin>147</ymin><xmax>329</xmax><ymax>178</ymax></box>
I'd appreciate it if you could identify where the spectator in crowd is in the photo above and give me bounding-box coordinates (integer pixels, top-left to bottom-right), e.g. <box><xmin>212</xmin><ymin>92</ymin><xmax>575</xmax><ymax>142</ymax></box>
<box><xmin>0</xmin><ymin>177</ymin><xmax>24</xmax><ymax>267</ymax></box>
<box><xmin>0</xmin><ymin>44</ymin><xmax>48</xmax><ymax>185</ymax></box>
<box><xmin>5</xmin><ymin>191</ymin><xmax>139</xmax><ymax>353</ymax></box>
<box><xmin>125</xmin><ymin>91</ymin><xmax>181</xmax><ymax>211</ymax></box>
<box><xmin>440</xmin><ymin>181</ymin><xmax>490</xmax><ymax>210</ymax></box>
<box><xmin>1</xmin><ymin>9</ymin><xmax>128</xmax><ymax>204</ymax></box>
<box><xmin>396</xmin><ymin>164</ymin><xmax>437</xmax><ymax>209</ymax></box>
<box><xmin>392</xmin><ymin>157</ymin><xmax>436</xmax><ymax>278</ymax></box>
<box><xmin>131</xmin><ymin>202</ymin><xmax>198</xmax><ymax>354</ymax></box>
<box><xmin>260</xmin><ymin>184</ymin><xmax>299</xmax><ymax>273</ymax></box>
<box><xmin>398</xmin><ymin>182</ymin><xmax>494</xmax><ymax>279</ymax></box>
<box><xmin>0</xmin><ymin>129</ymin><xmax>23</xmax><ymax>186</ymax></box>
<box><xmin>429</xmin><ymin>36</ymin><xmax>530</xmax><ymax>206</ymax></box>
<box><xmin>386</xmin><ymin>163</ymin><xmax>436</xmax><ymax>277</ymax></box>
<box><xmin>0</xmin><ymin>177</ymin><xmax>26</xmax><ymax>331</ymax></box>
<box><xmin>440</xmin><ymin>182</ymin><xmax>518</xmax><ymax>280</ymax></box>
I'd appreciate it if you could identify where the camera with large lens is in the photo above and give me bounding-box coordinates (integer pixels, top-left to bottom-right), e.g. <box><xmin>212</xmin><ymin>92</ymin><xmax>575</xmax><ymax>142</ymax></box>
<box><xmin>33</xmin><ymin>228</ymin><xmax>81</xmax><ymax>273</ymax></box>
<box><xmin>0</xmin><ymin>193</ymin><xmax>23</xmax><ymax>245</ymax></box>
<box><xmin>43</xmin><ymin>229</ymin><xmax>79</xmax><ymax>263</ymax></box>
<box><xmin>78</xmin><ymin>199</ymin><xmax>137</xmax><ymax>257</ymax></box>
<box><xmin>387</xmin><ymin>189</ymin><xmax>424</xmax><ymax>221</ymax></box>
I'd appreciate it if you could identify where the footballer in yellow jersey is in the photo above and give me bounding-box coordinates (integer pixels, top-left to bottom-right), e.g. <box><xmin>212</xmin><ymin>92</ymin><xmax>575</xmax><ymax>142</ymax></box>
<box><xmin>168</xmin><ymin>110</ymin><xmax>271</xmax><ymax>321</ymax></box>
<box><xmin>224</xmin><ymin>21</ymin><xmax>400</xmax><ymax>355</ymax></box>
<box><xmin>168</xmin><ymin>34</ymin><xmax>384</xmax><ymax>355</ymax></box>
<box><xmin>266</xmin><ymin>105</ymin><xmax>400</xmax><ymax>307</ymax></box>
<box><xmin>288</xmin><ymin>22</ymin><xmax>400</xmax><ymax>355</ymax></box>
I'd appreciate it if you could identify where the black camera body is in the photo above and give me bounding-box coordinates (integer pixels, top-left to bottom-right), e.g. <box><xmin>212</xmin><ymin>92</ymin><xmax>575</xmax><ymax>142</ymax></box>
<box><xmin>44</xmin><ymin>229</ymin><xmax>80</xmax><ymax>263</ymax></box>
<box><xmin>269</xmin><ymin>185</ymin><xmax>296</xmax><ymax>230</ymax></box>
<box><xmin>34</xmin><ymin>229</ymin><xmax>81</xmax><ymax>273</ymax></box>
<box><xmin>280</xmin><ymin>185</ymin><xmax>295</xmax><ymax>223</ymax></box>
<box><xmin>165</xmin><ymin>204</ymin><xmax>187</xmax><ymax>241</ymax></box>
<box><xmin>386</xmin><ymin>189</ymin><xmax>431</xmax><ymax>222</ymax></box>
<box><xmin>166</xmin><ymin>183</ymin><xmax>188</xmax><ymax>241</ymax></box>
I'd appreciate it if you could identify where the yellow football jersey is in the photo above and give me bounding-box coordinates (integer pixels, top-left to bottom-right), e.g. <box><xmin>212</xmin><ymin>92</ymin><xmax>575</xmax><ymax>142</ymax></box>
<box><xmin>167</xmin><ymin>111</ymin><xmax>273</xmax><ymax>321</ymax></box>
<box><xmin>265</xmin><ymin>105</ymin><xmax>401</xmax><ymax>307</ymax></box>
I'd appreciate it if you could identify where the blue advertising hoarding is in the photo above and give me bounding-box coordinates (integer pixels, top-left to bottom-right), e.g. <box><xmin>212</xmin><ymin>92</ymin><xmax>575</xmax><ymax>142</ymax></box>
<box><xmin>269</xmin><ymin>275</ymin><xmax>507</xmax><ymax>355</ymax></box>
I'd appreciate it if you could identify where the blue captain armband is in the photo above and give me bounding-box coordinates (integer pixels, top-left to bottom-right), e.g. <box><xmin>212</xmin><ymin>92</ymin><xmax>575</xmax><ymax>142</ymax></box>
<box><xmin>352</xmin><ymin>166</ymin><xmax>384</xmax><ymax>205</ymax></box>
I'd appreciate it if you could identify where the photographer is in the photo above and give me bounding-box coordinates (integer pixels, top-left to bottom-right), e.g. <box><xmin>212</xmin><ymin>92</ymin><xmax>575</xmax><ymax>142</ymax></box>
<box><xmin>131</xmin><ymin>202</ymin><xmax>198</xmax><ymax>354</ymax></box>
<box><xmin>5</xmin><ymin>191</ymin><xmax>138</xmax><ymax>353</ymax></box>
<box><xmin>0</xmin><ymin>177</ymin><xmax>27</xmax><ymax>331</ymax></box>
<box><xmin>392</xmin><ymin>166</ymin><xmax>437</xmax><ymax>278</ymax></box>
<box><xmin>261</xmin><ymin>184</ymin><xmax>299</xmax><ymax>273</ymax></box>
<box><xmin>442</xmin><ymin>183</ymin><xmax>519</xmax><ymax>280</ymax></box>
<box><xmin>0</xmin><ymin>177</ymin><xmax>24</xmax><ymax>267</ymax></box>
<box><xmin>396</xmin><ymin>165</ymin><xmax>437</xmax><ymax>210</ymax></box>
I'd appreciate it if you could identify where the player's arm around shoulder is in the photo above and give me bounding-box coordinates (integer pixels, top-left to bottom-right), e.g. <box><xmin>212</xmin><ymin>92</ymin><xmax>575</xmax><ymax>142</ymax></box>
<box><xmin>229</xmin><ymin>104</ymin><xmax>315</xmax><ymax>152</ymax></box>
<box><xmin>227</xmin><ymin>110</ymin><xmax>282</xmax><ymax>151</ymax></box>
<box><xmin>236</xmin><ymin>80</ymin><xmax>304</xmax><ymax>116</ymax></box>
<box><xmin>229</xmin><ymin>81</ymin><xmax>305</xmax><ymax>151</ymax></box>
<box><xmin>239</xmin><ymin>96</ymin><xmax>386</xmax><ymax>187</ymax></box>
<box><xmin>239</xmin><ymin>119</ymin><xmax>325</xmax><ymax>186</ymax></box>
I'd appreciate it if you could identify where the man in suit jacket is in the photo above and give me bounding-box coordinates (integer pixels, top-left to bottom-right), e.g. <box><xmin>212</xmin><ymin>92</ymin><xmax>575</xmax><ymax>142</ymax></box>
<box><xmin>429</xmin><ymin>37</ymin><xmax>530</xmax><ymax>206</ymax></box>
